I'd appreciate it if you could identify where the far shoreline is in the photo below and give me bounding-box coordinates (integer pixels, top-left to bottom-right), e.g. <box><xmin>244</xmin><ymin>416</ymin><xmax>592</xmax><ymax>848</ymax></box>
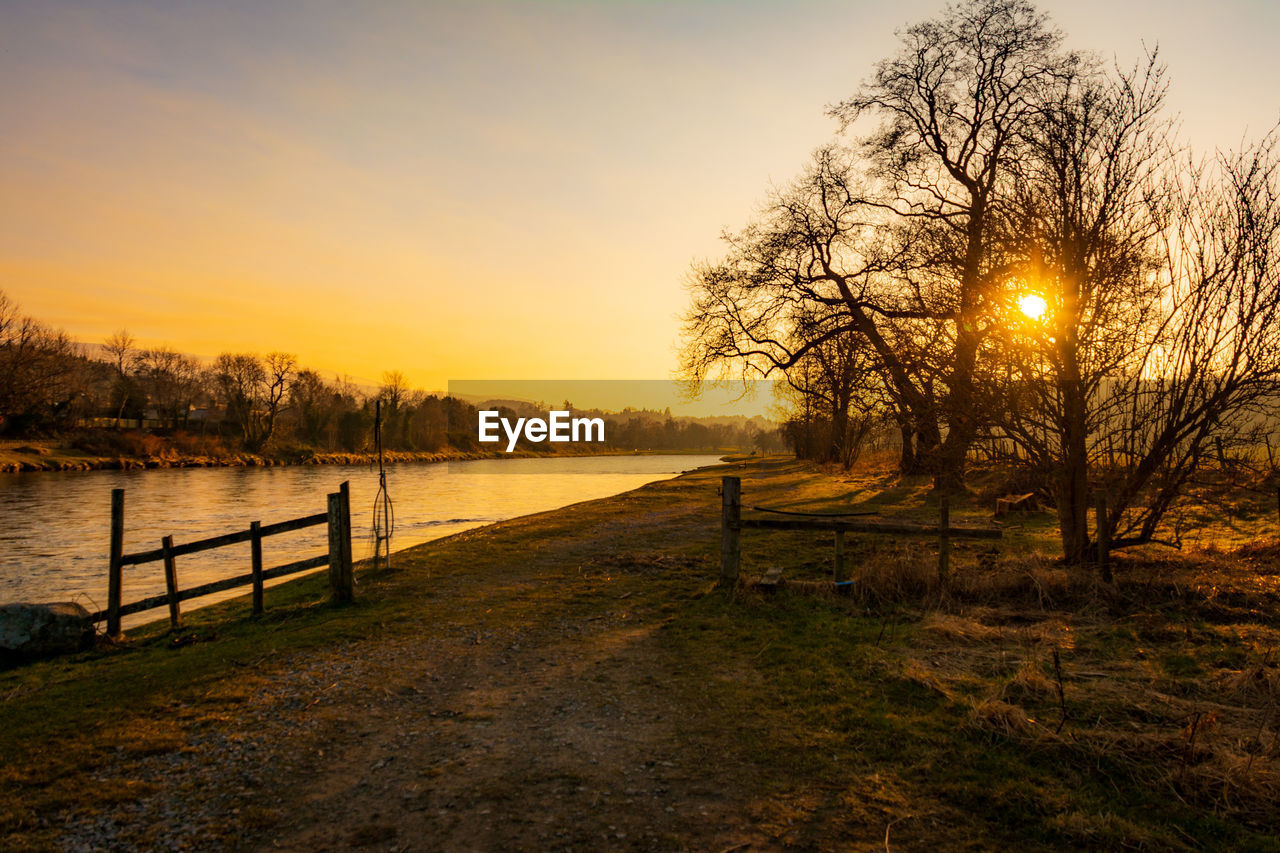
<box><xmin>0</xmin><ymin>439</ymin><xmax>738</xmax><ymax>475</ymax></box>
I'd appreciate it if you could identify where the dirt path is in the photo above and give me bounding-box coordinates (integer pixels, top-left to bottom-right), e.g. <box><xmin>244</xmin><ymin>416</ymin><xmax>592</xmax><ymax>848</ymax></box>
<box><xmin>62</xmin><ymin>609</ymin><xmax>766</xmax><ymax>852</ymax></box>
<box><xmin>60</xmin><ymin>477</ymin><xmax>781</xmax><ymax>852</ymax></box>
<box><xmin>259</xmin><ymin>621</ymin><xmax>757</xmax><ymax>852</ymax></box>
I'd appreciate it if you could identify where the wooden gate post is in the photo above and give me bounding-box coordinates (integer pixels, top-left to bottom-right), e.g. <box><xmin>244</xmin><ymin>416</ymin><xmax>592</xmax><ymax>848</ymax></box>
<box><xmin>161</xmin><ymin>535</ymin><xmax>181</xmax><ymax>629</ymax></box>
<box><xmin>107</xmin><ymin>488</ymin><xmax>124</xmax><ymax>637</ymax></box>
<box><xmin>720</xmin><ymin>476</ymin><xmax>741</xmax><ymax>586</ymax></box>
<box><xmin>250</xmin><ymin>520</ymin><xmax>264</xmax><ymax>615</ymax></box>
<box><xmin>1095</xmin><ymin>494</ymin><xmax>1112</xmax><ymax>583</ymax></box>
<box><xmin>938</xmin><ymin>496</ymin><xmax>951</xmax><ymax>586</ymax></box>
<box><xmin>328</xmin><ymin>482</ymin><xmax>354</xmax><ymax>603</ymax></box>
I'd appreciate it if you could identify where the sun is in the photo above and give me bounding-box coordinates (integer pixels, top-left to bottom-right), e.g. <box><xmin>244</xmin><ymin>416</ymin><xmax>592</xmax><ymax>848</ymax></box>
<box><xmin>1017</xmin><ymin>293</ymin><xmax>1047</xmax><ymax>320</ymax></box>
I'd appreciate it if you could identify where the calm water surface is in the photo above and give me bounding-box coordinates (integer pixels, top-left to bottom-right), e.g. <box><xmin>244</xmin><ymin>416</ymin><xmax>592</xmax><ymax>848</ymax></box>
<box><xmin>0</xmin><ymin>454</ymin><xmax>721</xmax><ymax>624</ymax></box>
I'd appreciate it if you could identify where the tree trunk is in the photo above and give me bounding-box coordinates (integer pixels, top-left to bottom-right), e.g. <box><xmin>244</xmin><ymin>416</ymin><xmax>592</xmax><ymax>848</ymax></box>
<box><xmin>1056</xmin><ymin>384</ymin><xmax>1090</xmax><ymax>563</ymax></box>
<box><xmin>933</xmin><ymin>330</ymin><xmax>980</xmax><ymax>492</ymax></box>
<box><xmin>932</xmin><ymin>200</ymin><xmax>987</xmax><ymax>494</ymax></box>
<box><xmin>1055</xmin><ymin>276</ymin><xmax>1091</xmax><ymax>565</ymax></box>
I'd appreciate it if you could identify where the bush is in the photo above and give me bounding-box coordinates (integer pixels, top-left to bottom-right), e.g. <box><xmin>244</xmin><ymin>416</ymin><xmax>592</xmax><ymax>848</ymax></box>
<box><xmin>69</xmin><ymin>429</ymin><xmax>228</xmax><ymax>460</ymax></box>
<box><xmin>168</xmin><ymin>431</ymin><xmax>228</xmax><ymax>458</ymax></box>
<box><xmin>71</xmin><ymin>430</ymin><xmax>164</xmax><ymax>457</ymax></box>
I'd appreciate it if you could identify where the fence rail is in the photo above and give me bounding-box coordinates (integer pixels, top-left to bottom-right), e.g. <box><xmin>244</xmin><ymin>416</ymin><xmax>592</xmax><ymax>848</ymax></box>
<box><xmin>719</xmin><ymin>475</ymin><xmax>1001</xmax><ymax>589</ymax></box>
<box><xmin>95</xmin><ymin>482</ymin><xmax>354</xmax><ymax>634</ymax></box>
<box><xmin>119</xmin><ymin>512</ymin><xmax>329</xmax><ymax>566</ymax></box>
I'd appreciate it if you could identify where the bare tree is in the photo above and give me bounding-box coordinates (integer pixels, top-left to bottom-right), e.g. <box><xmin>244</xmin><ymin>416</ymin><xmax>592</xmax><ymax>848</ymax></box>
<box><xmin>1102</xmin><ymin>138</ymin><xmax>1280</xmax><ymax>551</ymax></box>
<box><xmin>988</xmin><ymin>51</ymin><xmax>1173</xmax><ymax>562</ymax></box>
<box><xmin>379</xmin><ymin>370</ymin><xmax>411</xmax><ymax>415</ymax></box>
<box><xmin>0</xmin><ymin>290</ymin><xmax>79</xmax><ymax>431</ymax></box>
<box><xmin>213</xmin><ymin>352</ymin><xmax>297</xmax><ymax>452</ymax></box>
<box><xmin>996</xmin><ymin>86</ymin><xmax>1280</xmax><ymax>566</ymax></box>
<box><xmin>289</xmin><ymin>369</ymin><xmax>337</xmax><ymax>447</ymax></box>
<box><xmin>827</xmin><ymin>0</ymin><xmax>1067</xmax><ymax>489</ymax></box>
<box><xmin>775</xmin><ymin>317</ymin><xmax>892</xmax><ymax>468</ymax></box>
<box><xmin>137</xmin><ymin>346</ymin><xmax>204</xmax><ymax>430</ymax></box>
<box><xmin>103</xmin><ymin>329</ymin><xmax>138</xmax><ymax>428</ymax></box>
<box><xmin>680</xmin><ymin>146</ymin><xmax>942</xmax><ymax>472</ymax></box>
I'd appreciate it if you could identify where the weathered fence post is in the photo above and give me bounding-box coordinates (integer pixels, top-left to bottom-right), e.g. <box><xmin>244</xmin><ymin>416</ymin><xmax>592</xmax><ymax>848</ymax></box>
<box><xmin>1096</xmin><ymin>494</ymin><xmax>1112</xmax><ymax>583</ymax></box>
<box><xmin>250</xmin><ymin>520</ymin><xmax>264</xmax><ymax>615</ymax></box>
<box><xmin>720</xmin><ymin>476</ymin><xmax>741</xmax><ymax>586</ymax></box>
<box><xmin>938</xmin><ymin>496</ymin><xmax>951</xmax><ymax>586</ymax></box>
<box><xmin>162</xmin><ymin>535</ymin><xmax>181</xmax><ymax>629</ymax></box>
<box><xmin>328</xmin><ymin>481</ymin><xmax>354</xmax><ymax>603</ymax></box>
<box><xmin>107</xmin><ymin>488</ymin><xmax>124</xmax><ymax>637</ymax></box>
<box><xmin>834</xmin><ymin>529</ymin><xmax>849</xmax><ymax>593</ymax></box>
<box><xmin>340</xmin><ymin>481</ymin><xmax>353</xmax><ymax>588</ymax></box>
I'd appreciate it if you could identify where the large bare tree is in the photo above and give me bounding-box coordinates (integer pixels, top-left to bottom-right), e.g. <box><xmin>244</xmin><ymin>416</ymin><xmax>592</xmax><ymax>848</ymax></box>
<box><xmin>828</xmin><ymin>0</ymin><xmax>1066</xmax><ymax>489</ymax></box>
<box><xmin>682</xmin><ymin>0</ymin><xmax>1070</xmax><ymax>487</ymax></box>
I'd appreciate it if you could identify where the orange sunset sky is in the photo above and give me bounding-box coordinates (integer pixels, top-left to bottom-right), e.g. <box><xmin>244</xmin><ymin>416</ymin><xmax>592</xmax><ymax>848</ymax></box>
<box><xmin>3</xmin><ymin>0</ymin><xmax>1278</xmax><ymax>390</ymax></box>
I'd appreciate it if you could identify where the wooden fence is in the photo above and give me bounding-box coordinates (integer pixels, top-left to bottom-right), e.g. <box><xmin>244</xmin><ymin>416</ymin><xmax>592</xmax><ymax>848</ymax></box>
<box><xmin>719</xmin><ymin>475</ymin><xmax>1001</xmax><ymax>589</ymax></box>
<box><xmin>95</xmin><ymin>482</ymin><xmax>354</xmax><ymax>635</ymax></box>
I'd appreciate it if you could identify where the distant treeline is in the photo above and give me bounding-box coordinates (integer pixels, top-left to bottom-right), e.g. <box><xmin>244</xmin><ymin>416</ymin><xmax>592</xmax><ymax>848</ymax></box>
<box><xmin>473</xmin><ymin>400</ymin><xmax>783</xmax><ymax>455</ymax></box>
<box><xmin>0</xmin><ymin>290</ymin><xmax>780</xmax><ymax>456</ymax></box>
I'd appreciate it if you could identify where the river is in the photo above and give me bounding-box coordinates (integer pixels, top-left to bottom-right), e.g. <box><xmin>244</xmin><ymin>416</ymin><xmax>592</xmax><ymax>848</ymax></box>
<box><xmin>0</xmin><ymin>454</ymin><xmax>722</xmax><ymax>625</ymax></box>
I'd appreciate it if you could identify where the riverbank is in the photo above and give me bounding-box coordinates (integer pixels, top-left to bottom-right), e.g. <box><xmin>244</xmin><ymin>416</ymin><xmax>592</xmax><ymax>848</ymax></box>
<box><xmin>0</xmin><ymin>437</ymin><xmax>729</xmax><ymax>473</ymax></box>
<box><xmin>2</xmin><ymin>455</ymin><xmax>1278</xmax><ymax>850</ymax></box>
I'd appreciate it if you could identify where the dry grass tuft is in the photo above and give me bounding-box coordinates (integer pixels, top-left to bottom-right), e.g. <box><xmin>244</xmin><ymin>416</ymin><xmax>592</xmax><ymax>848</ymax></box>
<box><xmin>922</xmin><ymin>613</ymin><xmax>1004</xmax><ymax>644</ymax></box>
<box><xmin>968</xmin><ymin>698</ymin><xmax>1037</xmax><ymax>737</ymax></box>
<box><xmin>853</xmin><ymin>544</ymin><xmax>938</xmax><ymax>604</ymax></box>
<box><xmin>895</xmin><ymin>658</ymin><xmax>961</xmax><ymax>701</ymax></box>
<box><xmin>1002</xmin><ymin>659</ymin><xmax>1059</xmax><ymax>704</ymax></box>
<box><xmin>1220</xmin><ymin>662</ymin><xmax>1280</xmax><ymax>702</ymax></box>
<box><xmin>1176</xmin><ymin>751</ymin><xmax>1280</xmax><ymax>824</ymax></box>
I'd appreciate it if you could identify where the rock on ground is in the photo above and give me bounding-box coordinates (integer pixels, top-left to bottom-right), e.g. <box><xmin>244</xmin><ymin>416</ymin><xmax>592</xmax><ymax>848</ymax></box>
<box><xmin>0</xmin><ymin>602</ymin><xmax>94</xmax><ymax>666</ymax></box>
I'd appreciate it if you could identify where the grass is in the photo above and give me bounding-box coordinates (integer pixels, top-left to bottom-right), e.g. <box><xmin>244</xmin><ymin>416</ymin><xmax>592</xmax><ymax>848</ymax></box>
<box><xmin>2</xmin><ymin>453</ymin><xmax>1279</xmax><ymax>849</ymax></box>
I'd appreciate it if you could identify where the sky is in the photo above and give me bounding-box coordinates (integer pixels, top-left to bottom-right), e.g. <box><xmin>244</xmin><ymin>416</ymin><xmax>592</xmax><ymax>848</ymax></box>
<box><xmin>2</xmin><ymin>0</ymin><xmax>1278</xmax><ymax>392</ymax></box>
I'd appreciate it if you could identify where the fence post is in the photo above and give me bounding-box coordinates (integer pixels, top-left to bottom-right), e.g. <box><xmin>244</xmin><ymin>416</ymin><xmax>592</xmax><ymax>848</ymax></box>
<box><xmin>340</xmin><ymin>480</ymin><xmax>353</xmax><ymax>592</ymax></box>
<box><xmin>938</xmin><ymin>495</ymin><xmax>951</xmax><ymax>587</ymax></box>
<box><xmin>720</xmin><ymin>476</ymin><xmax>740</xmax><ymax>586</ymax></box>
<box><xmin>328</xmin><ymin>482</ymin><xmax>354</xmax><ymax>603</ymax></box>
<box><xmin>250</xmin><ymin>520</ymin><xmax>264</xmax><ymax>615</ymax></box>
<box><xmin>107</xmin><ymin>488</ymin><xmax>124</xmax><ymax>637</ymax></box>
<box><xmin>1096</xmin><ymin>494</ymin><xmax>1112</xmax><ymax>583</ymax></box>
<box><xmin>162</xmin><ymin>535</ymin><xmax>181</xmax><ymax>630</ymax></box>
<box><xmin>834</xmin><ymin>529</ymin><xmax>849</xmax><ymax>593</ymax></box>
